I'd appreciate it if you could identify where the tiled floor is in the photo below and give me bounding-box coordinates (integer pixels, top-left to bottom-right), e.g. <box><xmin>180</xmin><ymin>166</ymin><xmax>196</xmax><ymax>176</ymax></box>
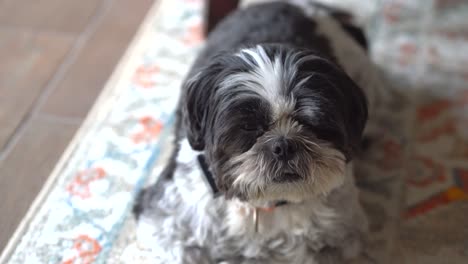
<box><xmin>0</xmin><ymin>0</ymin><xmax>154</xmax><ymax>252</ymax></box>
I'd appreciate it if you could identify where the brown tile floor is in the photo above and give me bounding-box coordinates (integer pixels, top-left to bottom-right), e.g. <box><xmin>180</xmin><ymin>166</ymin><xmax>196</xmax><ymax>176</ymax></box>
<box><xmin>0</xmin><ymin>0</ymin><xmax>154</xmax><ymax>252</ymax></box>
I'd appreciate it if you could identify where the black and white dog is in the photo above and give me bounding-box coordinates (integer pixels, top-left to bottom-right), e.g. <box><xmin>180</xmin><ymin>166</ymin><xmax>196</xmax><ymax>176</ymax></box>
<box><xmin>134</xmin><ymin>1</ymin><xmax>384</xmax><ymax>263</ymax></box>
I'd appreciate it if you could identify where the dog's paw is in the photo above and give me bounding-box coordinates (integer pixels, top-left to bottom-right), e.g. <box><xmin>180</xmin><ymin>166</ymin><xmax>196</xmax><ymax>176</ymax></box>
<box><xmin>341</xmin><ymin>235</ymin><xmax>364</xmax><ymax>260</ymax></box>
<box><xmin>314</xmin><ymin>238</ymin><xmax>363</xmax><ymax>264</ymax></box>
<box><xmin>314</xmin><ymin>246</ymin><xmax>344</xmax><ymax>264</ymax></box>
<box><xmin>316</xmin><ymin>230</ymin><xmax>365</xmax><ymax>263</ymax></box>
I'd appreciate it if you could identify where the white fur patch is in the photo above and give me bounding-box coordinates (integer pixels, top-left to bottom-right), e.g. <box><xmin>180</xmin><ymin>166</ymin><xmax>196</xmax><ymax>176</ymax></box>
<box><xmin>230</xmin><ymin>140</ymin><xmax>346</xmax><ymax>203</ymax></box>
<box><xmin>225</xmin><ymin>196</ymin><xmax>339</xmax><ymax>238</ymax></box>
<box><xmin>220</xmin><ymin>45</ymin><xmax>296</xmax><ymax>118</ymax></box>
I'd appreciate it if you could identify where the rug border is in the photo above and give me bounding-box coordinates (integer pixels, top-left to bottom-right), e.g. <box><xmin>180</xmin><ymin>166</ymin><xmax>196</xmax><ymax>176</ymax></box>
<box><xmin>0</xmin><ymin>0</ymin><xmax>165</xmax><ymax>261</ymax></box>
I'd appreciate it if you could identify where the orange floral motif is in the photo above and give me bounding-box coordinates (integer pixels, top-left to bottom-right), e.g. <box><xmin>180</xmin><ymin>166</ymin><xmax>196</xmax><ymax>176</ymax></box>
<box><xmin>383</xmin><ymin>3</ymin><xmax>402</xmax><ymax>23</ymax></box>
<box><xmin>417</xmin><ymin>119</ymin><xmax>456</xmax><ymax>142</ymax></box>
<box><xmin>62</xmin><ymin>235</ymin><xmax>102</xmax><ymax>264</ymax></box>
<box><xmin>66</xmin><ymin>168</ymin><xmax>106</xmax><ymax>199</ymax></box>
<box><xmin>383</xmin><ymin>140</ymin><xmax>402</xmax><ymax>157</ymax></box>
<box><xmin>183</xmin><ymin>22</ymin><xmax>204</xmax><ymax>45</ymax></box>
<box><xmin>417</xmin><ymin>100</ymin><xmax>452</xmax><ymax>122</ymax></box>
<box><xmin>398</xmin><ymin>42</ymin><xmax>418</xmax><ymax>66</ymax></box>
<box><xmin>131</xmin><ymin>116</ymin><xmax>163</xmax><ymax>144</ymax></box>
<box><xmin>455</xmin><ymin>169</ymin><xmax>468</xmax><ymax>191</ymax></box>
<box><xmin>406</xmin><ymin>156</ymin><xmax>446</xmax><ymax>187</ymax></box>
<box><xmin>132</xmin><ymin>65</ymin><xmax>160</xmax><ymax>88</ymax></box>
<box><xmin>415</xmin><ymin>93</ymin><xmax>468</xmax><ymax>142</ymax></box>
<box><xmin>400</xmin><ymin>42</ymin><xmax>417</xmax><ymax>55</ymax></box>
<box><xmin>404</xmin><ymin>187</ymin><xmax>468</xmax><ymax>219</ymax></box>
<box><xmin>376</xmin><ymin>139</ymin><xmax>403</xmax><ymax>170</ymax></box>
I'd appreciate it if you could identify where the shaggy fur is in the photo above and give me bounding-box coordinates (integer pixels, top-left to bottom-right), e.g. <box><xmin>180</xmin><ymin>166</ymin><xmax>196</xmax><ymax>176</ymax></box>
<box><xmin>133</xmin><ymin>1</ymin><xmax>381</xmax><ymax>263</ymax></box>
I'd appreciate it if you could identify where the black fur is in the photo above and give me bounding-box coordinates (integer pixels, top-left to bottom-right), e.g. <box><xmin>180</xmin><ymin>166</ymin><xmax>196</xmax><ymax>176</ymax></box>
<box><xmin>134</xmin><ymin>2</ymin><xmax>369</xmax><ymax>216</ymax></box>
<box><xmin>183</xmin><ymin>43</ymin><xmax>367</xmax><ymax>198</ymax></box>
<box><xmin>184</xmin><ymin>2</ymin><xmax>333</xmax><ymax>153</ymax></box>
<box><xmin>188</xmin><ymin>2</ymin><xmax>335</xmax><ymax>75</ymax></box>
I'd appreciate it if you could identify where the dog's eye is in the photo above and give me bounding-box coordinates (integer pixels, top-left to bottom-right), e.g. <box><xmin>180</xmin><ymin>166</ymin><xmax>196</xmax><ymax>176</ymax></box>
<box><xmin>294</xmin><ymin>117</ymin><xmax>311</xmax><ymax>129</ymax></box>
<box><xmin>241</xmin><ymin>122</ymin><xmax>260</xmax><ymax>131</ymax></box>
<box><xmin>240</xmin><ymin>123</ymin><xmax>266</xmax><ymax>138</ymax></box>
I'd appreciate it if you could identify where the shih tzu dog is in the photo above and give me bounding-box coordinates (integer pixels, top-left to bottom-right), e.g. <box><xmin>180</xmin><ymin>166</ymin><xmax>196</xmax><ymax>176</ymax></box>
<box><xmin>133</xmin><ymin>1</ymin><xmax>382</xmax><ymax>263</ymax></box>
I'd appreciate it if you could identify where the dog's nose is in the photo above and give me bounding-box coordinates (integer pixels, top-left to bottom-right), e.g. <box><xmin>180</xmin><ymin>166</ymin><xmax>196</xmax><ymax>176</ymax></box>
<box><xmin>272</xmin><ymin>137</ymin><xmax>294</xmax><ymax>160</ymax></box>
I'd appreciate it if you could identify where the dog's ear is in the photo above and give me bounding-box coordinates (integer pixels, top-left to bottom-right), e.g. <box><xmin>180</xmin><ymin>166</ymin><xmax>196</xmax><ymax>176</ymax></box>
<box><xmin>297</xmin><ymin>54</ymin><xmax>368</xmax><ymax>160</ymax></box>
<box><xmin>338</xmin><ymin>74</ymin><xmax>368</xmax><ymax>159</ymax></box>
<box><xmin>182</xmin><ymin>65</ymin><xmax>222</xmax><ymax>151</ymax></box>
<box><xmin>318</xmin><ymin>60</ymin><xmax>369</xmax><ymax>159</ymax></box>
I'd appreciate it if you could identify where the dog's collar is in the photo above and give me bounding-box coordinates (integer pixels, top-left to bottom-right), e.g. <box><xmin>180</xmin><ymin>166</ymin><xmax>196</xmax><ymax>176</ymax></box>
<box><xmin>256</xmin><ymin>200</ymin><xmax>289</xmax><ymax>212</ymax></box>
<box><xmin>197</xmin><ymin>154</ymin><xmax>220</xmax><ymax>197</ymax></box>
<box><xmin>253</xmin><ymin>201</ymin><xmax>289</xmax><ymax>232</ymax></box>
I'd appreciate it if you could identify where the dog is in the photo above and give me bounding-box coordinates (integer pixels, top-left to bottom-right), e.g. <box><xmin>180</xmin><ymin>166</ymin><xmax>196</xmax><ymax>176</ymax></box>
<box><xmin>133</xmin><ymin>1</ymin><xmax>383</xmax><ymax>263</ymax></box>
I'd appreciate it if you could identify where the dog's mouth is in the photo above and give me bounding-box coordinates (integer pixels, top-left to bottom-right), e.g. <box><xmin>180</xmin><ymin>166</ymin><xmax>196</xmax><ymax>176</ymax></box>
<box><xmin>272</xmin><ymin>171</ymin><xmax>302</xmax><ymax>183</ymax></box>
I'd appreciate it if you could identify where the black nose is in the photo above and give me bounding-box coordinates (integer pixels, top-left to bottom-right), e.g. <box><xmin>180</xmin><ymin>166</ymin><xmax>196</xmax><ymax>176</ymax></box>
<box><xmin>272</xmin><ymin>137</ymin><xmax>295</xmax><ymax>160</ymax></box>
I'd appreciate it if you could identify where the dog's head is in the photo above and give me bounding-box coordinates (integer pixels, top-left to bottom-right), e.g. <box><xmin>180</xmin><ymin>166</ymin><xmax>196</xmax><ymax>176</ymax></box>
<box><xmin>183</xmin><ymin>44</ymin><xmax>367</xmax><ymax>204</ymax></box>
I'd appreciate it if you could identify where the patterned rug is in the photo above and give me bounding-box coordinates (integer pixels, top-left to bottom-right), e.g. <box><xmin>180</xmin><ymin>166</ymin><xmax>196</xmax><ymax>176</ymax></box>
<box><xmin>0</xmin><ymin>0</ymin><xmax>204</xmax><ymax>262</ymax></box>
<box><xmin>2</xmin><ymin>0</ymin><xmax>468</xmax><ymax>263</ymax></box>
<box><xmin>365</xmin><ymin>0</ymin><xmax>468</xmax><ymax>262</ymax></box>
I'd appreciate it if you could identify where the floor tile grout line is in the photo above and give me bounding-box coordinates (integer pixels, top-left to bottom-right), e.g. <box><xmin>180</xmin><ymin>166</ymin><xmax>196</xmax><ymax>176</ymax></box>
<box><xmin>0</xmin><ymin>25</ymin><xmax>78</xmax><ymax>38</ymax></box>
<box><xmin>35</xmin><ymin>114</ymin><xmax>84</xmax><ymax>126</ymax></box>
<box><xmin>1</xmin><ymin>0</ymin><xmax>165</xmax><ymax>257</ymax></box>
<box><xmin>0</xmin><ymin>0</ymin><xmax>115</xmax><ymax>162</ymax></box>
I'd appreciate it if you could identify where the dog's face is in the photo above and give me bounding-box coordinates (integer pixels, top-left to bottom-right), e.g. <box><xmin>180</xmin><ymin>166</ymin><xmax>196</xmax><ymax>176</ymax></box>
<box><xmin>183</xmin><ymin>45</ymin><xmax>367</xmax><ymax>204</ymax></box>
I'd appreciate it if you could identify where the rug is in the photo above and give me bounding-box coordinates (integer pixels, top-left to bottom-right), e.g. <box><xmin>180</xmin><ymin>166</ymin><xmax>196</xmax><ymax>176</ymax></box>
<box><xmin>0</xmin><ymin>0</ymin><xmax>204</xmax><ymax>262</ymax></box>
<box><xmin>2</xmin><ymin>0</ymin><xmax>468</xmax><ymax>263</ymax></box>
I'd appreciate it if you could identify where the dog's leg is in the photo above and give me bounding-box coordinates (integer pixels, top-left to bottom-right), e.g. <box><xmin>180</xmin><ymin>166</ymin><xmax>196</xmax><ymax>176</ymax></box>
<box><xmin>310</xmin><ymin>231</ymin><xmax>365</xmax><ymax>263</ymax></box>
<box><xmin>181</xmin><ymin>246</ymin><xmax>215</xmax><ymax>264</ymax></box>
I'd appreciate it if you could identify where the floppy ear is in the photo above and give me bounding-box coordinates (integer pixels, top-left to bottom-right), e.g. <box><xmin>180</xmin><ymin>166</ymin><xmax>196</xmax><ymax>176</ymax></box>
<box><xmin>297</xmin><ymin>53</ymin><xmax>368</xmax><ymax>159</ymax></box>
<box><xmin>182</xmin><ymin>65</ymin><xmax>222</xmax><ymax>151</ymax></box>
<box><xmin>339</xmin><ymin>74</ymin><xmax>368</xmax><ymax>158</ymax></box>
<box><xmin>318</xmin><ymin>59</ymin><xmax>369</xmax><ymax>159</ymax></box>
